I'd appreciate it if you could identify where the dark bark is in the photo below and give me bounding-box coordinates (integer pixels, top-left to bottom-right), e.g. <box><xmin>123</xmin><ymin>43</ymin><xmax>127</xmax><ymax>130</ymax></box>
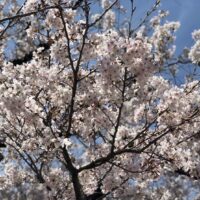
<box><xmin>0</xmin><ymin>142</ymin><xmax>6</xmax><ymax>148</ymax></box>
<box><xmin>71</xmin><ymin>172</ymin><xmax>86</xmax><ymax>200</ymax></box>
<box><xmin>62</xmin><ymin>148</ymin><xmax>86</xmax><ymax>200</ymax></box>
<box><xmin>11</xmin><ymin>42</ymin><xmax>50</xmax><ymax>65</ymax></box>
<box><xmin>87</xmin><ymin>187</ymin><xmax>104</xmax><ymax>200</ymax></box>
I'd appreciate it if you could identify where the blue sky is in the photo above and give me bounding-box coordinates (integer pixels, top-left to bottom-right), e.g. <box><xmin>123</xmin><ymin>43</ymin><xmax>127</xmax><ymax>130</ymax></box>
<box><xmin>132</xmin><ymin>0</ymin><xmax>200</xmax><ymax>54</ymax></box>
<box><xmin>126</xmin><ymin>0</ymin><xmax>200</xmax><ymax>84</ymax></box>
<box><xmin>161</xmin><ymin>0</ymin><xmax>200</xmax><ymax>53</ymax></box>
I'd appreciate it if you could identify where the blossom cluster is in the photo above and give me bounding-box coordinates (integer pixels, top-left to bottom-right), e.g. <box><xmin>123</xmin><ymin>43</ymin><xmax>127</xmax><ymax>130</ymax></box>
<box><xmin>189</xmin><ymin>29</ymin><xmax>200</xmax><ymax>64</ymax></box>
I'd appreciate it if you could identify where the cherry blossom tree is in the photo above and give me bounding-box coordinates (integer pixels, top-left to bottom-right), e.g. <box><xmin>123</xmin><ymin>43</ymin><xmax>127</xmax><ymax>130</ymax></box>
<box><xmin>0</xmin><ymin>0</ymin><xmax>200</xmax><ymax>199</ymax></box>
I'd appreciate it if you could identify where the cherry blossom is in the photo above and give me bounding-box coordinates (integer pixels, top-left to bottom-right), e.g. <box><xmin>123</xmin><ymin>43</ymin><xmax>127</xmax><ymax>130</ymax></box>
<box><xmin>0</xmin><ymin>0</ymin><xmax>200</xmax><ymax>199</ymax></box>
